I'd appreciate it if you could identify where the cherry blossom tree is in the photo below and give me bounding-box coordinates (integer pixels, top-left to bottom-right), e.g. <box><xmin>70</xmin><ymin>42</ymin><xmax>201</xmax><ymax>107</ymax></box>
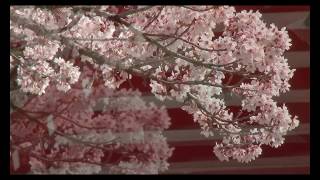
<box><xmin>10</xmin><ymin>5</ymin><xmax>299</xmax><ymax>174</ymax></box>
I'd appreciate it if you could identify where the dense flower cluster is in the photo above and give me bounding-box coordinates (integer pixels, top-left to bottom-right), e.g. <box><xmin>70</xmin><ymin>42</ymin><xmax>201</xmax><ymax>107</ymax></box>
<box><xmin>10</xmin><ymin>5</ymin><xmax>299</xmax><ymax>174</ymax></box>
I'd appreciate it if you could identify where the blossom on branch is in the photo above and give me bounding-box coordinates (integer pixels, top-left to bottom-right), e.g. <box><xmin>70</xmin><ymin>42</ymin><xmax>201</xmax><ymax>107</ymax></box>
<box><xmin>10</xmin><ymin>5</ymin><xmax>299</xmax><ymax>173</ymax></box>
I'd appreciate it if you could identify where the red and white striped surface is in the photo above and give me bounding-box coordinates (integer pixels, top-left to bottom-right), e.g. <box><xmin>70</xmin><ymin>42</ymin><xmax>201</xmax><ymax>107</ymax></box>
<box><xmin>119</xmin><ymin>6</ymin><xmax>310</xmax><ymax>174</ymax></box>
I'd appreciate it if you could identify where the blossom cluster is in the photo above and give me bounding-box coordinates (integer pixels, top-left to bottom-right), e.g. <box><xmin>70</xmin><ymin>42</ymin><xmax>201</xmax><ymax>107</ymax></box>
<box><xmin>11</xmin><ymin>7</ymin><xmax>80</xmax><ymax>95</ymax></box>
<box><xmin>10</xmin><ymin>5</ymin><xmax>299</xmax><ymax>168</ymax></box>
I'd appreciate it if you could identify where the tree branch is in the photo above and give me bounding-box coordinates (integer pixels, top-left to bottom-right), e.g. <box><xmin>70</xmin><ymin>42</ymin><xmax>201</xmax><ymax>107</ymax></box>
<box><xmin>117</xmin><ymin>6</ymin><xmax>155</xmax><ymax>17</ymax></box>
<box><xmin>30</xmin><ymin>152</ymin><xmax>112</xmax><ymax>169</ymax></box>
<box><xmin>182</xmin><ymin>6</ymin><xmax>216</xmax><ymax>12</ymax></box>
<box><xmin>142</xmin><ymin>6</ymin><xmax>164</xmax><ymax>30</ymax></box>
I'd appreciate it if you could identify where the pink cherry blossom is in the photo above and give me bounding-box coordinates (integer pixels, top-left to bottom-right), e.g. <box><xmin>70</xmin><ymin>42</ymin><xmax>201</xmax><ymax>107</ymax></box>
<box><xmin>11</xmin><ymin>5</ymin><xmax>299</xmax><ymax>173</ymax></box>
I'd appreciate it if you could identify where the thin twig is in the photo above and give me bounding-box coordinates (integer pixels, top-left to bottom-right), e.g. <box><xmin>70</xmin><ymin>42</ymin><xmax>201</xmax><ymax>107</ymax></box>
<box><xmin>117</xmin><ymin>6</ymin><xmax>155</xmax><ymax>17</ymax></box>
<box><xmin>143</xmin><ymin>6</ymin><xmax>164</xmax><ymax>30</ymax></box>
<box><xmin>63</xmin><ymin>37</ymin><xmax>129</xmax><ymax>41</ymax></box>
<box><xmin>145</xmin><ymin>32</ymin><xmax>226</xmax><ymax>52</ymax></box>
<box><xmin>165</xmin><ymin>19</ymin><xmax>195</xmax><ymax>47</ymax></box>
<box><xmin>30</xmin><ymin>152</ymin><xmax>112</xmax><ymax>169</ymax></box>
<box><xmin>182</xmin><ymin>6</ymin><xmax>216</xmax><ymax>12</ymax></box>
